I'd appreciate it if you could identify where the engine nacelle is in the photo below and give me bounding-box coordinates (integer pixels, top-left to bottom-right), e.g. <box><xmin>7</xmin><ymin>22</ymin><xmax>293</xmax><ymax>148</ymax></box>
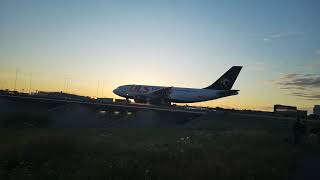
<box><xmin>133</xmin><ymin>96</ymin><xmax>150</xmax><ymax>103</ymax></box>
<box><xmin>133</xmin><ymin>95</ymin><xmax>171</xmax><ymax>105</ymax></box>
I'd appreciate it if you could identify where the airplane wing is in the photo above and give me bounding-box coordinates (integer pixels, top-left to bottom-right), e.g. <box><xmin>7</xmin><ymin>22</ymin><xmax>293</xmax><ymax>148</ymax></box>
<box><xmin>133</xmin><ymin>87</ymin><xmax>173</xmax><ymax>105</ymax></box>
<box><xmin>150</xmin><ymin>87</ymin><xmax>172</xmax><ymax>98</ymax></box>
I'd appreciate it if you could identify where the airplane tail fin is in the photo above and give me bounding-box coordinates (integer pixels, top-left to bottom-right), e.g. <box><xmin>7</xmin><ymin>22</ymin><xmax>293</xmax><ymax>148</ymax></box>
<box><xmin>204</xmin><ymin>66</ymin><xmax>242</xmax><ymax>90</ymax></box>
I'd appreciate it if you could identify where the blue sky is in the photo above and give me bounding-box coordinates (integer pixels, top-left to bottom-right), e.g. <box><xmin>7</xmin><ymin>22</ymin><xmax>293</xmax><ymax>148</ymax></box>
<box><xmin>1</xmin><ymin>0</ymin><xmax>319</xmax><ymax>112</ymax></box>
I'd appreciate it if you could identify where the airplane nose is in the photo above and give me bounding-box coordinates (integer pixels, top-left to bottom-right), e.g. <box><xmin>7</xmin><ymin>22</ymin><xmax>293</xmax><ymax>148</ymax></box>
<box><xmin>113</xmin><ymin>88</ymin><xmax>121</xmax><ymax>95</ymax></box>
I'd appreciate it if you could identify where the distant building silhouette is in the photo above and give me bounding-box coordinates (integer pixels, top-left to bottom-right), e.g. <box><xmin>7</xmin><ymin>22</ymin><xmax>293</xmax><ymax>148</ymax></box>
<box><xmin>274</xmin><ymin>104</ymin><xmax>307</xmax><ymax>118</ymax></box>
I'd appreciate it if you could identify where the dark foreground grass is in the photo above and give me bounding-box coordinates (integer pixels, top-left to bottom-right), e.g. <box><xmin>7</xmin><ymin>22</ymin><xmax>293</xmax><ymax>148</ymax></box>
<box><xmin>0</xmin><ymin>111</ymin><xmax>51</xmax><ymax>128</ymax></box>
<box><xmin>0</xmin><ymin>113</ymin><xmax>299</xmax><ymax>180</ymax></box>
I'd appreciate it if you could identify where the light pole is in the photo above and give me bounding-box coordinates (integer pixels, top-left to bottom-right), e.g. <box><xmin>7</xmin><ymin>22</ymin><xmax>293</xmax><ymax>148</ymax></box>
<box><xmin>102</xmin><ymin>81</ymin><xmax>104</xmax><ymax>98</ymax></box>
<box><xmin>29</xmin><ymin>73</ymin><xmax>32</xmax><ymax>94</ymax></box>
<box><xmin>96</xmin><ymin>80</ymin><xmax>100</xmax><ymax>98</ymax></box>
<box><xmin>13</xmin><ymin>68</ymin><xmax>18</xmax><ymax>92</ymax></box>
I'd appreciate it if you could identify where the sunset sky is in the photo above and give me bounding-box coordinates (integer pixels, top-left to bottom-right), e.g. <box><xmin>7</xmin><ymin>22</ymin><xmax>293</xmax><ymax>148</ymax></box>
<box><xmin>0</xmin><ymin>0</ymin><xmax>319</xmax><ymax>113</ymax></box>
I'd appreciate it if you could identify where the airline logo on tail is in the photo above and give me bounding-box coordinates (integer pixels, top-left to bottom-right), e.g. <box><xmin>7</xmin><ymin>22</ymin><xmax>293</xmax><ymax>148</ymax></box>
<box><xmin>220</xmin><ymin>78</ymin><xmax>230</xmax><ymax>88</ymax></box>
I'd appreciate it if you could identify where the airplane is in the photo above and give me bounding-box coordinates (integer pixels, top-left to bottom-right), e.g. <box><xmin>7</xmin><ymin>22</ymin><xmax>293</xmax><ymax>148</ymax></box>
<box><xmin>113</xmin><ymin>66</ymin><xmax>242</xmax><ymax>105</ymax></box>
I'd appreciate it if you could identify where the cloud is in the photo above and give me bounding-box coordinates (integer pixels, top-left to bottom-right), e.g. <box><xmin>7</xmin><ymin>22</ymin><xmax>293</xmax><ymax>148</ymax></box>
<box><xmin>290</xmin><ymin>92</ymin><xmax>320</xmax><ymax>100</ymax></box>
<box><xmin>270</xmin><ymin>32</ymin><xmax>302</xmax><ymax>39</ymax></box>
<box><xmin>280</xmin><ymin>73</ymin><xmax>299</xmax><ymax>80</ymax></box>
<box><xmin>252</xmin><ymin>32</ymin><xmax>303</xmax><ymax>42</ymax></box>
<box><xmin>280</xmin><ymin>86</ymin><xmax>306</xmax><ymax>90</ymax></box>
<box><xmin>279</xmin><ymin>76</ymin><xmax>320</xmax><ymax>88</ymax></box>
<box><xmin>275</xmin><ymin>73</ymin><xmax>320</xmax><ymax>100</ymax></box>
<box><xmin>278</xmin><ymin>73</ymin><xmax>320</xmax><ymax>88</ymax></box>
<box><xmin>263</xmin><ymin>38</ymin><xmax>271</xmax><ymax>42</ymax></box>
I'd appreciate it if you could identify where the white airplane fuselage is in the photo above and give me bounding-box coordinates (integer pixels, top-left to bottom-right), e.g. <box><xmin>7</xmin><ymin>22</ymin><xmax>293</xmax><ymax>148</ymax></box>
<box><xmin>113</xmin><ymin>66</ymin><xmax>242</xmax><ymax>104</ymax></box>
<box><xmin>113</xmin><ymin>85</ymin><xmax>238</xmax><ymax>103</ymax></box>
